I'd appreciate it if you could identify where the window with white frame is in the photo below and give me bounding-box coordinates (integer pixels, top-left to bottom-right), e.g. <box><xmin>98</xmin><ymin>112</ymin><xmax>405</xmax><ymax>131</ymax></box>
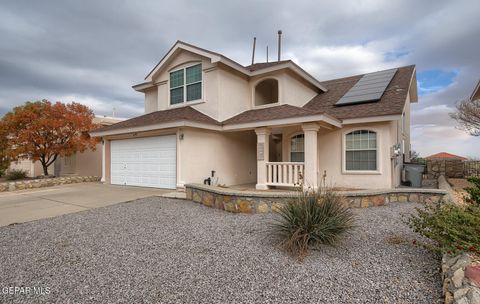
<box><xmin>170</xmin><ymin>64</ymin><xmax>202</xmax><ymax>105</ymax></box>
<box><xmin>345</xmin><ymin>130</ymin><xmax>377</xmax><ymax>171</ymax></box>
<box><xmin>290</xmin><ymin>134</ymin><xmax>304</xmax><ymax>162</ymax></box>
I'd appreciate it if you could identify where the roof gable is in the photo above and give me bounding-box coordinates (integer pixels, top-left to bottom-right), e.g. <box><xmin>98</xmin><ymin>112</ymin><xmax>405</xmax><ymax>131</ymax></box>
<box><xmin>138</xmin><ymin>41</ymin><xmax>327</xmax><ymax>92</ymax></box>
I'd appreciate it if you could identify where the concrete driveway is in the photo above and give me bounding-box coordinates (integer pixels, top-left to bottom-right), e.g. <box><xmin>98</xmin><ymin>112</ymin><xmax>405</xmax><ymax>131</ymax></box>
<box><xmin>0</xmin><ymin>182</ymin><xmax>170</xmax><ymax>226</ymax></box>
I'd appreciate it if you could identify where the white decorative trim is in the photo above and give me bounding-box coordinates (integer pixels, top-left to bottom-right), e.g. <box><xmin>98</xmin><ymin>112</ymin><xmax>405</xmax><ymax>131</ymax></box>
<box><xmin>342</xmin><ymin>115</ymin><xmax>401</xmax><ymax>125</ymax></box>
<box><xmin>341</xmin><ymin>127</ymin><xmax>382</xmax><ymax>175</ymax></box>
<box><xmin>167</xmin><ymin>62</ymin><xmax>204</xmax><ymax>107</ymax></box>
<box><xmin>224</xmin><ymin>114</ymin><xmax>341</xmax><ymax>131</ymax></box>
<box><xmin>91</xmin><ymin>120</ymin><xmax>222</xmax><ymax>137</ymax></box>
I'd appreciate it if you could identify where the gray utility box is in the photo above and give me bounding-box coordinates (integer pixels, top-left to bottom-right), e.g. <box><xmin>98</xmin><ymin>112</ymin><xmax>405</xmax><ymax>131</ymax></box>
<box><xmin>404</xmin><ymin>163</ymin><xmax>425</xmax><ymax>188</ymax></box>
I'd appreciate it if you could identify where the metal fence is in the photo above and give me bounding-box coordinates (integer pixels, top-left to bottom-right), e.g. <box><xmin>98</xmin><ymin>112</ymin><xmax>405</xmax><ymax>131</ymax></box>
<box><xmin>464</xmin><ymin>161</ymin><xmax>480</xmax><ymax>177</ymax></box>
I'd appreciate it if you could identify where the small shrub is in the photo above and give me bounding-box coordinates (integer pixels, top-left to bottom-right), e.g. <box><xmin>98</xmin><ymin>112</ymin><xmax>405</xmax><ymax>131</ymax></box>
<box><xmin>406</xmin><ymin>202</ymin><xmax>480</xmax><ymax>255</ymax></box>
<box><xmin>5</xmin><ymin>169</ymin><xmax>28</xmax><ymax>181</ymax></box>
<box><xmin>270</xmin><ymin>189</ymin><xmax>355</xmax><ymax>258</ymax></box>
<box><xmin>465</xmin><ymin>177</ymin><xmax>480</xmax><ymax>206</ymax></box>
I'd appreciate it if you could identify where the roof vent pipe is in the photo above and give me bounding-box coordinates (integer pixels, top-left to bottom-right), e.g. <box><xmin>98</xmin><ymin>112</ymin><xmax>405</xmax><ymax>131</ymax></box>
<box><xmin>277</xmin><ymin>30</ymin><xmax>282</xmax><ymax>61</ymax></box>
<box><xmin>266</xmin><ymin>45</ymin><xmax>269</xmax><ymax>63</ymax></box>
<box><xmin>251</xmin><ymin>37</ymin><xmax>256</xmax><ymax>65</ymax></box>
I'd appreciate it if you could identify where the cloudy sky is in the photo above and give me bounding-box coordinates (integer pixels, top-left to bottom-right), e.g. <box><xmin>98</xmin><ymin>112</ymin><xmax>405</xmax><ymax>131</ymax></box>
<box><xmin>0</xmin><ymin>0</ymin><xmax>479</xmax><ymax>157</ymax></box>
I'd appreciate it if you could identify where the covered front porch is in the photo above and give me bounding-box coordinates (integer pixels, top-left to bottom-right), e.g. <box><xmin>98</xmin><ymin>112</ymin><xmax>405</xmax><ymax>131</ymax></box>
<box><xmin>253</xmin><ymin>123</ymin><xmax>322</xmax><ymax>190</ymax></box>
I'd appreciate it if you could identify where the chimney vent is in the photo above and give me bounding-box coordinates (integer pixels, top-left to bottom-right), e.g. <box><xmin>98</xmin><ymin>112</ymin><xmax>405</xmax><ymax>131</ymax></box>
<box><xmin>277</xmin><ymin>30</ymin><xmax>282</xmax><ymax>61</ymax></box>
<box><xmin>251</xmin><ymin>37</ymin><xmax>256</xmax><ymax>65</ymax></box>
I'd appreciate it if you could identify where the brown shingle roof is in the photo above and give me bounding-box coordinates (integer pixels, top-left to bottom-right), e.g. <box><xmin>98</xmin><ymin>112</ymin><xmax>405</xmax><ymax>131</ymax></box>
<box><xmin>93</xmin><ymin>106</ymin><xmax>220</xmax><ymax>133</ymax></box>
<box><xmin>222</xmin><ymin>104</ymin><xmax>319</xmax><ymax>125</ymax></box>
<box><xmin>245</xmin><ymin>60</ymin><xmax>291</xmax><ymax>72</ymax></box>
<box><xmin>303</xmin><ymin>65</ymin><xmax>415</xmax><ymax>120</ymax></box>
<box><xmin>96</xmin><ymin>65</ymin><xmax>416</xmax><ymax>134</ymax></box>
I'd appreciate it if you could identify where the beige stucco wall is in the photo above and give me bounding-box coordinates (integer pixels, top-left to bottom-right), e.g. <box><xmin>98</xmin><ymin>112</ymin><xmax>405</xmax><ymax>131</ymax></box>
<box><xmin>9</xmin><ymin>159</ymin><xmax>53</xmax><ymax>177</ymax></box>
<box><xmin>218</xmin><ymin>65</ymin><xmax>250</xmax><ymax>121</ymax></box>
<box><xmin>103</xmin><ymin>127</ymin><xmax>256</xmax><ymax>188</ymax></box>
<box><xmin>270</xmin><ymin>121</ymin><xmax>399</xmax><ymax>189</ymax></box>
<box><xmin>70</xmin><ymin>143</ymin><xmax>102</xmax><ymax>176</ymax></box>
<box><xmin>281</xmin><ymin>71</ymin><xmax>318</xmax><ymax>107</ymax></box>
<box><xmin>316</xmin><ymin>122</ymin><xmax>396</xmax><ymax>189</ymax></box>
<box><xmin>144</xmin><ymin>88</ymin><xmax>158</xmax><ymax>114</ymax></box>
<box><xmin>153</xmin><ymin>50</ymin><xmax>215</xmax><ymax>112</ymax></box>
<box><xmin>277</xmin><ymin>122</ymin><xmax>398</xmax><ymax>189</ymax></box>
<box><xmin>178</xmin><ymin>128</ymin><xmax>257</xmax><ymax>186</ymax></box>
<box><xmin>9</xmin><ymin>159</ymin><xmax>35</xmax><ymax>177</ymax></box>
<box><xmin>249</xmin><ymin>70</ymin><xmax>318</xmax><ymax>110</ymax></box>
<box><xmin>143</xmin><ymin>49</ymin><xmax>319</xmax><ymax>122</ymax></box>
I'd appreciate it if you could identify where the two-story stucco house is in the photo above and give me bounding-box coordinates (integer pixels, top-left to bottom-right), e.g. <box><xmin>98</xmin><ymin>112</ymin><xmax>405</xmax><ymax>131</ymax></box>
<box><xmin>91</xmin><ymin>41</ymin><xmax>418</xmax><ymax>190</ymax></box>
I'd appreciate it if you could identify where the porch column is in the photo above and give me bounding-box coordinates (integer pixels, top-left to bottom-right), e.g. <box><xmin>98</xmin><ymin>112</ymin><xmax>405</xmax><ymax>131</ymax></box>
<box><xmin>255</xmin><ymin>127</ymin><xmax>271</xmax><ymax>190</ymax></box>
<box><xmin>302</xmin><ymin>123</ymin><xmax>320</xmax><ymax>190</ymax></box>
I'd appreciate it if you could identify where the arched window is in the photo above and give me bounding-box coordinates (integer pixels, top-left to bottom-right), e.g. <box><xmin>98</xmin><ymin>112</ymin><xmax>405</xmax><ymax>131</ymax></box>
<box><xmin>345</xmin><ymin>130</ymin><xmax>377</xmax><ymax>171</ymax></box>
<box><xmin>254</xmin><ymin>79</ymin><xmax>278</xmax><ymax>106</ymax></box>
<box><xmin>290</xmin><ymin>134</ymin><xmax>304</xmax><ymax>162</ymax></box>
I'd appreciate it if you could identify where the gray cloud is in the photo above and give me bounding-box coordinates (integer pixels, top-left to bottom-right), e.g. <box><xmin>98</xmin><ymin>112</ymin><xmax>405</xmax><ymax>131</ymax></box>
<box><xmin>0</xmin><ymin>0</ymin><xmax>479</xmax><ymax>156</ymax></box>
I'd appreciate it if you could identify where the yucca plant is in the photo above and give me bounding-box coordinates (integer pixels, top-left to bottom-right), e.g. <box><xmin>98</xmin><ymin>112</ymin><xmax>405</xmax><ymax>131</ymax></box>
<box><xmin>271</xmin><ymin>188</ymin><xmax>355</xmax><ymax>258</ymax></box>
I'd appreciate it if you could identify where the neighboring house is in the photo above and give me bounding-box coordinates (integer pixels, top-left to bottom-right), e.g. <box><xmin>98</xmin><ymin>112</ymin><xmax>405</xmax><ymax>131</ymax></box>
<box><xmin>425</xmin><ymin>152</ymin><xmax>468</xmax><ymax>161</ymax></box>
<box><xmin>91</xmin><ymin>41</ymin><xmax>418</xmax><ymax>190</ymax></box>
<box><xmin>471</xmin><ymin>80</ymin><xmax>480</xmax><ymax>101</ymax></box>
<box><xmin>9</xmin><ymin>116</ymin><xmax>123</xmax><ymax>178</ymax></box>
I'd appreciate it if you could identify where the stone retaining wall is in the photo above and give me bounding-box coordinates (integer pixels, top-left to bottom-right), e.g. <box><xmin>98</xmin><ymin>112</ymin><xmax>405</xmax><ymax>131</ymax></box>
<box><xmin>442</xmin><ymin>253</ymin><xmax>480</xmax><ymax>304</ymax></box>
<box><xmin>426</xmin><ymin>159</ymin><xmax>465</xmax><ymax>179</ymax></box>
<box><xmin>0</xmin><ymin>176</ymin><xmax>101</xmax><ymax>192</ymax></box>
<box><xmin>185</xmin><ymin>184</ymin><xmax>447</xmax><ymax>214</ymax></box>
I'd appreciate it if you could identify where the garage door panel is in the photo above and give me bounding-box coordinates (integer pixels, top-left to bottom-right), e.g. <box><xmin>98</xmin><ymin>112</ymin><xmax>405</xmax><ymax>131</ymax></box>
<box><xmin>110</xmin><ymin>135</ymin><xmax>176</xmax><ymax>189</ymax></box>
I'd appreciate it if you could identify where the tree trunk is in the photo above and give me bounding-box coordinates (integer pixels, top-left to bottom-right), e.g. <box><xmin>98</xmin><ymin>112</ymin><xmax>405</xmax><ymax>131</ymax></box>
<box><xmin>42</xmin><ymin>163</ymin><xmax>49</xmax><ymax>176</ymax></box>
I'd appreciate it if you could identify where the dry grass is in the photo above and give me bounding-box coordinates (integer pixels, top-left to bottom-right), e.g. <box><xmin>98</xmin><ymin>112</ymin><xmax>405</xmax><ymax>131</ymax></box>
<box><xmin>384</xmin><ymin>234</ymin><xmax>410</xmax><ymax>245</ymax></box>
<box><xmin>448</xmin><ymin>178</ymin><xmax>473</xmax><ymax>206</ymax></box>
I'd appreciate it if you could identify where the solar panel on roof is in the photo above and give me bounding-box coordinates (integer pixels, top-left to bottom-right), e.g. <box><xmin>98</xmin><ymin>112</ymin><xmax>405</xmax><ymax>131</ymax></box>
<box><xmin>335</xmin><ymin>68</ymin><xmax>398</xmax><ymax>106</ymax></box>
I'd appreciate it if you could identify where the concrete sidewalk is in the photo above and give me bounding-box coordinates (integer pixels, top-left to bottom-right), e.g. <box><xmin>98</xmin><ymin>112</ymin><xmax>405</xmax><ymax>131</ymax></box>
<box><xmin>0</xmin><ymin>182</ymin><xmax>169</xmax><ymax>226</ymax></box>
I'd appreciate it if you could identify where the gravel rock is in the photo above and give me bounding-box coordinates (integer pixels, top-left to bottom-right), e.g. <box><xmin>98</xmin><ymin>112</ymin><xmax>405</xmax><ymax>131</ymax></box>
<box><xmin>0</xmin><ymin>198</ymin><xmax>442</xmax><ymax>303</ymax></box>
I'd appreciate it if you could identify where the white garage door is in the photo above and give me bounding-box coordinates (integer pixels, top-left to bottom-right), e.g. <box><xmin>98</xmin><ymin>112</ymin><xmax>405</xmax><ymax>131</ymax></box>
<box><xmin>110</xmin><ymin>135</ymin><xmax>176</xmax><ymax>189</ymax></box>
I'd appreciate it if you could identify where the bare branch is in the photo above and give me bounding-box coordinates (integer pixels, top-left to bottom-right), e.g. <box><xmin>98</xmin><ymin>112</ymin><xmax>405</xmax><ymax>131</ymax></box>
<box><xmin>450</xmin><ymin>98</ymin><xmax>480</xmax><ymax>136</ymax></box>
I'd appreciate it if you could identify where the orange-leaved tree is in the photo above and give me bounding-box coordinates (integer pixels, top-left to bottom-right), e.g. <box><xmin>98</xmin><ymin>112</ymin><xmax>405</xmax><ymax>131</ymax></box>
<box><xmin>0</xmin><ymin>120</ymin><xmax>10</xmax><ymax>176</ymax></box>
<box><xmin>1</xmin><ymin>100</ymin><xmax>100</xmax><ymax>176</ymax></box>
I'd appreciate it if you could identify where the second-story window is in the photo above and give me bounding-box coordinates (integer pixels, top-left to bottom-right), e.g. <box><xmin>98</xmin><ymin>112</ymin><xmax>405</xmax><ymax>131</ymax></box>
<box><xmin>170</xmin><ymin>63</ymin><xmax>202</xmax><ymax>105</ymax></box>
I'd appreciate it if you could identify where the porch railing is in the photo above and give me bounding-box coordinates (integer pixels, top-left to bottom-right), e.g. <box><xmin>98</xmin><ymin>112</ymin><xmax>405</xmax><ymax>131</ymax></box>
<box><xmin>266</xmin><ymin>162</ymin><xmax>304</xmax><ymax>187</ymax></box>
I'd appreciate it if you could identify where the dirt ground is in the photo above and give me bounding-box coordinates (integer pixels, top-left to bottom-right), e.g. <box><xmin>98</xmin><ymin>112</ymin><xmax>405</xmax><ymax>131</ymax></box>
<box><xmin>448</xmin><ymin>178</ymin><xmax>473</xmax><ymax>205</ymax></box>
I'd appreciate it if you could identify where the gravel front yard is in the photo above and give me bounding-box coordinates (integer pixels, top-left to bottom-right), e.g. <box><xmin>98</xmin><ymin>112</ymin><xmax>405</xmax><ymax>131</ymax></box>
<box><xmin>0</xmin><ymin>198</ymin><xmax>441</xmax><ymax>303</ymax></box>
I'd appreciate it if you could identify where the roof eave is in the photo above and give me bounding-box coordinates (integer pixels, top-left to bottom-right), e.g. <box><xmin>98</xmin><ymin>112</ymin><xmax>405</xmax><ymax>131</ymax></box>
<box><xmin>223</xmin><ymin>113</ymin><xmax>341</xmax><ymax>131</ymax></box>
<box><xmin>408</xmin><ymin>67</ymin><xmax>418</xmax><ymax>103</ymax></box>
<box><xmin>132</xmin><ymin>81</ymin><xmax>154</xmax><ymax>92</ymax></box>
<box><xmin>90</xmin><ymin>120</ymin><xmax>222</xmax><ymax>137</ymax></box>
<box><xmin>144</xmin><ymin>41</ymin><xmax>249</xmax><ymax>82</ymax></box>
